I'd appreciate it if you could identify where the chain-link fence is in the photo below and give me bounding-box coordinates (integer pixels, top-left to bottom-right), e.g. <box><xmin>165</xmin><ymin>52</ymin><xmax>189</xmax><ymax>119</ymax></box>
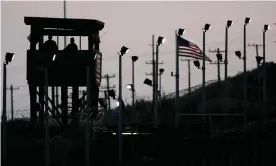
<box><xmin>6</xmin><ymin>109</ymin><xmax>30</xmax><ymax>120</ymax></box>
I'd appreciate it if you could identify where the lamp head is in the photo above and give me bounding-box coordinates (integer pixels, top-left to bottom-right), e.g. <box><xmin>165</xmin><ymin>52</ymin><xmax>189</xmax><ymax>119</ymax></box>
<box><xmin>120</xmin><ymin>46</ymin><xmax>129</xmax><ymax>55</ymax></box>
<box><xmin>116</xmin><ymin>100</ymin><xmax>125</xmax><ymax>109</ymax></box>
<box><xmin>126</xmin><ymin>84</ymin><xmax>134</xmax><ymax>91</ymax></box>
<box><xmin>178</xmin><ymin>28</ymin><xmax>185</xmax><ymax>36</ymax></box>
<box><xmin>193</xmin><ymin>60</ymin><xmax>201</xmax><ymax>69</ymax></box>
<box><xmin>52</xmin><ymin>54</ymin><xmax>56</xmax><ymax>61</ymax></box>
<box><xmin>235</xmin><ymin>51</ymin><xmax>242</xmax><ymax>59</ymax></box>
<box><xmin>98</xmin><ymin>98</ymin><xmax>108</xmax><ymax>109</ymax></box>
<box><xmin>204</xmin><ymin>24</ymin><xmax>211</xmax><ymax>31</ymax></box>
<box><xmin>256</xmin><ymin>56</ymin><xmax>264</xmax><ymax>65</ymax></box>
<box><xmin>157</xmin><ymin>36</ymin><xmax>166</xmax><ymax>46</ymax></box>
<box><xmin>264</xmin><ymin>24</ymin><xmax>270</xmax><ymax>32</ymax></box>
<box><xmin>131</xmin><ymin>56</ymin><xmax>138</xmax><ymax>62</ymax></box>
<box><xmin>108</xmin><ymin>89</ymin><xmax>116</xmax><ymax>99</ymax></box>
<box><xmin>227</xmin><ymin>20</ymin><xmax>233</xmax><ymax>28</ymax></box>
<box><xmin>5</xmin><ymin>52</ymin><xmax>15</xmax><ymax>64</ymax></box>
<box><xmin>245</xmin><ymin>17</ymin><xmax>251</xmax><ymax>25</ymax></box>
<box><xmin>159</xmin><ymin>68</ymin><xmax>164</xmax><ymax>74</ymax></box>
<box><xmin>143</xmin><ymin>78</ymin><xmax>153</xmax><ymax>86</ymax></box>
<box><xmin>216</xmin><ymin>53</ymin><xmax>223</xmax><ymax>62</ymax></box>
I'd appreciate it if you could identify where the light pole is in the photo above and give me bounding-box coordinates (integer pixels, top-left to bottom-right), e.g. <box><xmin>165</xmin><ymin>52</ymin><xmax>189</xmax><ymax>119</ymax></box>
<box><xmin>126</xmin><ymin>84</ymin><xmax>135</xmax><ymax>101</ymax></box>
<box><xmin>202</xmin><ymin>24</ymin><xmax>211</xmax><ymax>122</ymax></box>
<box><xmin>85</xmin><ymin>66</ymin><xmax>91</xmax><ymax>166</ymax></box>
<box><xmin>155</xmin><ymin>36</ymin><xmax>165</xmax><ymax>128</ymax></box>
<box><xmin>175</xmin><ymin>28</ymin><xmax>185</xmax><ymax>128</ymax></box>
<box><xmin>2</xmin><ymin>52</ymin><xmax>14</xmax><ymax>164</ymax></box>
<box><xmin>131</xmin><ymin>56</ymin><xmax>138</xmax><ymax>107</ymax></box>
<box><xmin>118</xmin><ymin>46</ymin><xmax>129</xmax><ymax>164</ymax></box>
<box><xmin>243</xmin><ymin>17</ymin><xmax>251</xmax><ymax>125</ymax></box>
<box><xmin>225</xmin><ymin>20</ymin><xmax>233</xmax><ymax>115</ymax></box>
<box><xmin>159</xmin><ymin>68</ymin><xmax>164</xmax><ymax>99</ymax></box>
<box><xmin>225</xmin><ymin>20</ymin><xmax>233</xmax><ymax>80</ymax></box>
<box><xmin>63</xmin><ymin>0</ymin><xmax>67</xmax><ymax>45</ymax></box>
<box><xmin>263</xmin><ymin>24</ymin><xmax>270</xmax><ymax>128</ymax></box>
<box><xmin>43</xmin><ymin>68</ymin><xmax>50</xmax><ymax>166</ymax></box>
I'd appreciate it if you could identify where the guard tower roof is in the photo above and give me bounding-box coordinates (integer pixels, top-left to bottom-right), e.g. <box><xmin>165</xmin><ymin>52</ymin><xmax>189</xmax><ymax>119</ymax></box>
<box><xmin>24</xmin><ymin>16</ymin><xmax>105</xmax><ymax>31</ymax></box>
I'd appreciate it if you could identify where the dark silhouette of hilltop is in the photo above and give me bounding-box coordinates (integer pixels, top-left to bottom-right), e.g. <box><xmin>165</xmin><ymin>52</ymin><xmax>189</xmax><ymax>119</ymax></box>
<box><xmin>4</xmin><ymin>63</ymin><xmax>276</xmax><ymax>166</ymax></box>
<box><xmin>122</xmin><ymin>62</ymin><xmax>276</xmax><ymax>127</ymax></box>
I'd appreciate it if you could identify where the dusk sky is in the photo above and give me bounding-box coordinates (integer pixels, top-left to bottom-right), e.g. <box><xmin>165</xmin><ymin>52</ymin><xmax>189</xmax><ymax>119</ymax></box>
<box><xmin>1</xmin><ymin>1</ymin><xmax>276</xmax><ymax>118</ymax></box>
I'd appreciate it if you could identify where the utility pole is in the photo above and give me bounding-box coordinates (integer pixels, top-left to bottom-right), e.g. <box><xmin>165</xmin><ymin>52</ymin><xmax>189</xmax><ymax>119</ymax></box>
<box><xmin>101</xmin><ymin>74</ymin><xmax>116</xmax><ymax>111</ymax></box>
<box><xmin>146</xmin><ymin>60</ymin><xmax>163</xmax><ymax>127</ymax></box>
<box><xmin>209</xmin><ymin>48</ymin><xmax>225</xmax><ymax>83</ymax></box>
<box><xmin>85</xmin><ymin>66</ymin><xmax>91</xmax><ymax>166</ymax></box>
<box><xmin>249</xmin><ymin>43</ymin><xmax>263</xmax><ymax>107</ymax></box>
<box><xmin>146</xmin><ymin>35</ymin><xmax>164</xmax><ymax>127</ymax></box>
<box><xmin>180</xmin><ymin>59</ymin><xmax>191</xmax><ymax>96</ymax></box>
<box><xmin>209</xmin><ymin>48</ymin><xmax>227</xmax><ymax>129</ymax></box>
<box><xmin>44</xmin><ymin>68</ymin><xmax>50</xmax><ymax>166</ymax></box>
<box><xmin>145</xmin><ymin>35</ymin><xmax>156</xmax><ymax>124</ymax></box>
<box><xmin>7</xmin><ymin>85</ymin><xmax>19</xmax><ymax>120</ymax></box>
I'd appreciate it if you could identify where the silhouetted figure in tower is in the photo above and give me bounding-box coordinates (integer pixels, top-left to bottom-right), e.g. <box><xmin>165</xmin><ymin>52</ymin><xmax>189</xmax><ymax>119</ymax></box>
<box><xmin>64</xmin><ymin>37</ymin><xmax>78</xmax><ymax>52</ymax></box>
<box><xmin>42</xmin><ymin>35</ymin><xmax>58</xmax><ymax>55</ymax></box>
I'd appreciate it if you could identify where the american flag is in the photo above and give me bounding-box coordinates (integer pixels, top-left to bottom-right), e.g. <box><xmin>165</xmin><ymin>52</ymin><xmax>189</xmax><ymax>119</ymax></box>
<box><xmin>177</xmin><ymin>36</ymin><xmax>212</xmax><ymax>62</ymax></box>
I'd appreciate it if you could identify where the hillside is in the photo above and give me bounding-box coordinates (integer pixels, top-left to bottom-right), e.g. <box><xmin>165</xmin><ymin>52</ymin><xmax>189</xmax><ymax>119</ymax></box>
<box><xmin>117</xmin><ymin>62</ymin><xmax>276</xmax><ymax>127</ymax></box>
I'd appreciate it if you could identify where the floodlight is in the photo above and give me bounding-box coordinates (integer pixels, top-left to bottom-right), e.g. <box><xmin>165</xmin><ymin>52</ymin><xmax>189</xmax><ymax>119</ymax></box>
<box><xmin>204</xmin><ymin>24</ymin><xmax>211</xmax><ymax>31</ymax></box>
<box><xmin>120</xmin><ymin>46</ymin><xmax>129</xmax><ymax>55</ymax></box>
<box><xmin>227</xmin><ymin>20</ymin><xmax>233</xmax><ymax>28</ymax></box>
<box><xmin>245</xmin><ymin>17</ymin><xmax>251</xmax><ymax>25</ymax></box>
<box><xmin>159</xmin><ymin>68</ymin><xmax>164</xmax><ymax>74</ymax></box>
<box><xmin>193</xmin><ymin>60</ymin><xmax>201</xmax><ymax>69</ymax></box>
<box><xmin>256</xmin><ymin>56</ymin><xmax>264</xmax><ymax>65</ymax></box>
<box><xmin>116</xmin><ymin>101</ymin><xmax>120</xmax><ymax>106</ymax></box>
<box><xmin>143</xmin><ymin>78</ymin><xmax>152</xmax><ymax>86</ymax></box>
<box><xmin>108</xmin><ymin>89</ymin><xmax>116</xmax><ymax>99</ymax></box>
<box><xmin>52</xmin><ymin>54</ymin><xmax>56</xmax><ymax>61</ymax></box>
<box><xmin>126</xmin><ymin>84</ymin><xmax>134</xmax><ymax>91</ymax></box>
<box><xmin>235</xmin><ymin>51</ymin><xmax>242</xmax><ymax>59</ymax></box>
<box><xmin>5</xmin><ymin>52</ymin><xmax>14</xmax><ymax>64</ymax></box>
<box><xmin>264</xmin><ymin>24</ymin><xmax>270</xmax><ymax>32</ymax></box>
<box><xmin>132</xmin><ymin>56</ymin><xmax>138</xmax><ymax>62</ymax></box>
<box><xmin>157</xmin><ymin>36</ymin><xmax>166</xmax><ymax>46</ymax></box>
<box><xmin>116</xmin><ymin>100</ymin><xmax>125</xmax><ymax>109</ymax></box>
<box><xmin>178</xmin><ymin>28</ymin><xmax>185</xmax><ymax>36</ymax></box>
<box><xmin>216</xmin><ymin>53</ymin><xmax>223</xmax><ymax>62</ymax></box>
<box><xmin>98</xmin><ymin>98</ymin><xmax>108</xmax><ymax>109</ymax></box>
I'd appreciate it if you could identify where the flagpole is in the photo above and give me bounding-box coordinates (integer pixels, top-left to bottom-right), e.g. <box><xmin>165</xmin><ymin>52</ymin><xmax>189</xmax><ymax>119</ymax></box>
<box><xmin>63</xmin><ymin>0</ymin><xmax>67</xmax><ymax>46</ymax></box>
<box><xmin>175</xmin><ymin>30</ymin><xmax>180</xmax><ymax>128</ymax></box>
<box><xmin>202</xmin><ymin>29</ymin><xmax>206</xmax><ymax>124</ymax></box>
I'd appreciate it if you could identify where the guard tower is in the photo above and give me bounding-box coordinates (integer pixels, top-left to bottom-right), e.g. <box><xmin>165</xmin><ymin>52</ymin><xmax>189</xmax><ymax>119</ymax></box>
<box><xmin>25</xmin><ymin>17</ymin><xmax>104</xmax><ymax>128</ymax></box>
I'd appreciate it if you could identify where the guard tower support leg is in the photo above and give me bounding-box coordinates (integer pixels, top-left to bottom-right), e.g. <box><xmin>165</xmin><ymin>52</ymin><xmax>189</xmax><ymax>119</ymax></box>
<box><xmin>39</xmin><ymin>86</ymin><xmax>45</xmax><ymax>127</ymax></box>
<box><xmin>29</xmin><ymin>25</ymin><xmax>41</xmax><ymax>126</ymax></box>
<box><xmin>29</xmin><ymin>85</ymin><xmax>37</xmax><ymax>126</ymax></box>
<box><xmin>51</xmin><ymin>86</ymin><xmax>55</xmax><ymax>116</ymax></box>
<box><xmin>88</xmin><ymin>34</ymin><xmax>100</xmax><ymax>155</ymax></box>
<box><xmin>61</xmin><ymin>86</ymin><xmax>68</xmax><ymax>128</ymax></box>
<box><xmin>72</xmin><ymin>86</ymin><xmax>79</xmax><ymax>126</ymax></box>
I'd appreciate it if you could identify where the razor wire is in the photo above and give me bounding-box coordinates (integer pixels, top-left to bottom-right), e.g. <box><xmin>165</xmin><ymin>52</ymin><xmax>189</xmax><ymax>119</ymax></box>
<box><xmin>162</xmin><ymin>79</ymin><xmax>217</xmax><ymax>99</ymax></box>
